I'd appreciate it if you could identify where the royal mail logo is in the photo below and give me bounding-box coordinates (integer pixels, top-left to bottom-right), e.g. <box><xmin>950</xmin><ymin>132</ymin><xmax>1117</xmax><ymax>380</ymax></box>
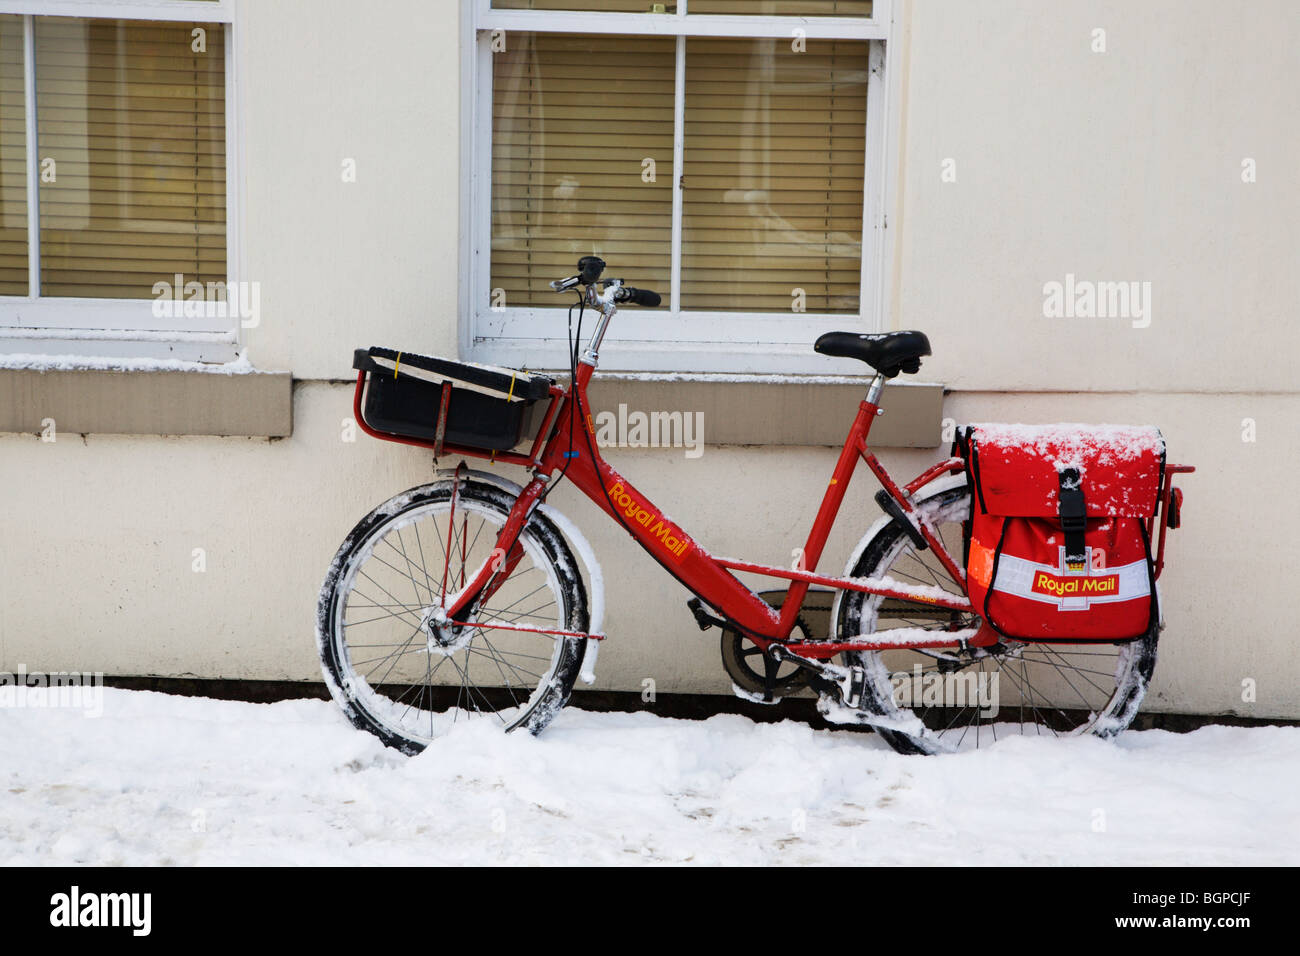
<box><xmin>606</xmin><ymin>480</ymin><xmax>692</xmax><ymax>561</ymax></box>
<box><xmin>1031</xmin><ymin>570</ymin><xmax>1120</xmax><ymax>600</ymax></box>
<box><xmin>991</xmin><ymin>546</ymin><xmax>1147</xmax><ymax>610</ymax></box>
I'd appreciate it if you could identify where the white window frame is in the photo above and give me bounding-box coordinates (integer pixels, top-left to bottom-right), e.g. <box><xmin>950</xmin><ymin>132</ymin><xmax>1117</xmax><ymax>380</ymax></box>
<box><xmin>460</xmin><ymin>0</ymin><xmax>901</xmax><ymax>374</ymax></box>
<box><xmin>0</xmin><ymin>0</ymin><xmax>240</xmax><ymax>363</ymax></box>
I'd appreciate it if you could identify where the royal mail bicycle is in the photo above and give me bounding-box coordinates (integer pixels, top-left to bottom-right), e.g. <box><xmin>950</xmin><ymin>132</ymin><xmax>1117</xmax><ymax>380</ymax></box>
<box><xmin>317</xmin><ymin>257</ymin><xmax>1192</xmax><ymax>755</ymax></box>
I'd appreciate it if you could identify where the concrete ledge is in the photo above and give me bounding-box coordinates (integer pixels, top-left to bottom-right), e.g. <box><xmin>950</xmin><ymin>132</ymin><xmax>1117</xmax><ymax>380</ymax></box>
<box><xmin>586</xmin><ymin>375</ymin><xmax>944</xmax><ymax>447</ymax></box>
<box><xmin>0</xmin><ymin>368</ymin><xmax>293</xmax><ymax>437</ymax></box>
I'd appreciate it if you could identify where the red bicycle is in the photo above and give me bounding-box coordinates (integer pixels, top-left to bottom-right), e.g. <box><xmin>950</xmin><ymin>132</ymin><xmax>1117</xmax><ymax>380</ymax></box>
<box><xmin>317</xmin><ymin>257</ymin><xmax>1193</xmax><ymax>755</ymax></box>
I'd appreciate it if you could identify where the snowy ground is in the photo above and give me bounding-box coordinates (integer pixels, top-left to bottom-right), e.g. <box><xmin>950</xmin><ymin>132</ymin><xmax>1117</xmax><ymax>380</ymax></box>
<box><xmin>1</xmin><ymin>689</ymin><xmax>1297</xmax><ymax>866</ymax></box>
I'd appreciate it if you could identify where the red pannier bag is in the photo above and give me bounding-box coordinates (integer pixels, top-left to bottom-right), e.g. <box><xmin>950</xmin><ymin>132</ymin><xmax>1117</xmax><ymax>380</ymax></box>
<box><xmin>958</xmin><ymin>424</ymin><xmax>1165</xmax><ymax>642</ymax></box>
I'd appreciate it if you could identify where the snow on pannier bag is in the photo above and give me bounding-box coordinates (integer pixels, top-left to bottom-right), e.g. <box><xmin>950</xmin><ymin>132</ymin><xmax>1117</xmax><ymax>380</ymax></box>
<box><xmin>353</xmin><ymin>347</ymin><xmax>552</xmax><ymax>452</ymax></box>
<box><xmin>957</xmin><ymin>424</ymin><xmax>1165</xmax><ymax>642</ymax></box>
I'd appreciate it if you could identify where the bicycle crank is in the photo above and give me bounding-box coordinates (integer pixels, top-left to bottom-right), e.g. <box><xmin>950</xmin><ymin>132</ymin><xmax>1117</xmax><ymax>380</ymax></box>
<box><xmin>766</xmin><ymin>644</ymin><xmax>868</xmax><ymax>710</ymax></box>
<box><xmin>766</xmin><ymin>646</ymin><xmax>930</xmax><ymax>736</ymax></box>
<box><xmin>719</xmin><ymin>617</ymin><xmax>814</xmax><ymax>703</ymax></box>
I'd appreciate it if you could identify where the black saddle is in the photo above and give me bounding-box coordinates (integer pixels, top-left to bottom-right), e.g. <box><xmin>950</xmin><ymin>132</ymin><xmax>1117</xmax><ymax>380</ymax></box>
<box><xmin>814</xmin><ymin>330</ymin><xmax>931</xmax><ymax>378</ymax></box>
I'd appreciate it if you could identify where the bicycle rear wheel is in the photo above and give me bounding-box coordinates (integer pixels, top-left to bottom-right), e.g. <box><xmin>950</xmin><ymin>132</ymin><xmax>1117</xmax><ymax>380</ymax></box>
<box><xmin>316</xmin><ymin>479</ymin><xmax>588</xmax><ymax>755</ymax></box>
<box><xmin>834</xmin><ymin>483</ymin><xmax>1158</xmax><ymax>754</ymax></box>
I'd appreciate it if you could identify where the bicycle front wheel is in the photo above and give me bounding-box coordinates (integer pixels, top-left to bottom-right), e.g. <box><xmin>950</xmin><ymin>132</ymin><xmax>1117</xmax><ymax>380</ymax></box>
<box><xmin>316</xmin><ymin>479</ymin><xmax>588</xmax><ymax>755</ymax></box>
<box><xmin>834</xmin><ymin>483</ymin><xmax>1158</xmax><ymax>755</ymax></box>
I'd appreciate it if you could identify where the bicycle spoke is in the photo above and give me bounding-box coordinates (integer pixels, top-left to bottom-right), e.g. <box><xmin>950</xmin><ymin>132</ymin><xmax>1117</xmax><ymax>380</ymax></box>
<box><xmin>411</xmin><ymin>520</ymin><xmax>440</xmax><ymax>606</ymax></box>
<box><xmin>362</xmin><ymin>627</ymin><xmax>423</xmax><ymax>687</ymax></box>
<box><xmin>355</xmin><ymin>569</ymin><xmax>427</xmax><ymax>627</ymax></box>
<box><xmin>391</xmin><ymin>526</ymin><xmax>429</xmax><ymax>607</ymax></box>
<box><xmin>462</xmin><ymin>636</ymin><xmax>554</xmax><ymax>663</ymax></box>
<box><xmin>473</xmin><ymin>642</ymin><xmax>528</xmax><ymax>709</ymax></box>
<box><xmin>479</xmin><ymin>579</ymin><xmax>551</xmax><ymax>621</ymax></box>
<box><xmin>471</xmin><ymin>637</ymin><xmax>545</xmax><ymax>685</ymax></box>
<box><xmin>1034</xmin><ymin>647</ymin><xmax>1107</xmax><ymax>707</ymax></box>
<box><xmin>1021</xmin><ymin>656</ymin><xmax>1119</xmax><ymax>681</ymax></box>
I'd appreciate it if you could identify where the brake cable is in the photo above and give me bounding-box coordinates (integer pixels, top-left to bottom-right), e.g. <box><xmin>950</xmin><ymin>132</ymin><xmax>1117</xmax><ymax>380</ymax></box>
<box><xmin>539</xmin><ymin>290</ymin><xmax>585</xmax><ymax>502</ymax></box>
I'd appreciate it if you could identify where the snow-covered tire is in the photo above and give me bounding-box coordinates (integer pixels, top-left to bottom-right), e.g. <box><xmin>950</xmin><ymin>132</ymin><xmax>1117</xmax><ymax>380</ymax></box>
<box><xmin>317</xmin><ymin>480</ymin><xmax>588</xmax><ymax>755</ymax></box>
<box><xmin>834</xmin><ymin>483</ymin><xmax>1158</xmax><ymax>755</ymax></box>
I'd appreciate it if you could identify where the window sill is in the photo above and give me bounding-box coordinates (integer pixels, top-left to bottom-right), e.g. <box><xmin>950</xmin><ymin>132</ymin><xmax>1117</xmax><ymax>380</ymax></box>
<box><xmin>585</xmin><ymin>373</ymin><xmax>943</xmax><ymax>448</ymax></box>
<box><xmin>0</xmin><ymin>328</ymin><xmax>240</xmax><ymax>364</ymax></box>
<box><xmin>0</xmin><ymin>362</ymin><xmax>292</xmax><ymax>438</ymax></box>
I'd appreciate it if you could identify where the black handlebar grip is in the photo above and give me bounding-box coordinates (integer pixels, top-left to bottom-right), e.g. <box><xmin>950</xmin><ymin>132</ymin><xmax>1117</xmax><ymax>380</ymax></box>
<box><xmin>623</xmin><ymin>287</ymin><xmax>661</xmax><ymax>307</ymax></box>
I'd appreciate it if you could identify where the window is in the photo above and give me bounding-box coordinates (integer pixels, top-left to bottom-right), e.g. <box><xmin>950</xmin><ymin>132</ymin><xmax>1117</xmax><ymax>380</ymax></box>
<box><xmin>465</xmin><ymin>0</ymin><xmax>896</xmax><ymax>373</ymax></box>
<box><xmin>1</xmin><ymin>14</ymin><xmax>28</xmax><ymax>297</ymax></box>
<box><xmin>490</xmin><ymin>33</ymin><xmax>676</xmax><ymax>312</ymax></box>
<box><xmin>680</xmin><ymin>37</ymin><xmax>867</xmax><ymax>313</ymax></box>
<box><xmin>0</xmin><ymin>1</ymin><xmax>237</xmax><ymax>363</ymax></box>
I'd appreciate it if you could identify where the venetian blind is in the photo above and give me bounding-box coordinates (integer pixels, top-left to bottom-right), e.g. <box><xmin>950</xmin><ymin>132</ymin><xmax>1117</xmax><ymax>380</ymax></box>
<box><xmin>689</xmin><ymin>1</ymin><xmax>871</xmax><ymax>13</ymax></box>
<box><xmin>681</xmin><ymin>37</ymin><xmax>866</xmax><ymax>313</ymax></box>
<box><xmin>0</xmin><ymin>14</ymin><xmax>26</xmax><ymax>296</ymax></box>
<box><xmin>494</xmin><ymin>1</ymin><xmax>663</xmax><ymax>10</ymax></box>
<box><xmin>35</xmin><ymin>17</ymin><xmax>226</xmax><ymax>299</ymax></box>
<box><xmin>492</xmin><ymin>2</ymin><xmax>871</xmax><ymax>14</ymax></box>
<box><xmin>491</xmin><ymin>33</ymin><xmax>674</xmax><ymax>309</ymax></box>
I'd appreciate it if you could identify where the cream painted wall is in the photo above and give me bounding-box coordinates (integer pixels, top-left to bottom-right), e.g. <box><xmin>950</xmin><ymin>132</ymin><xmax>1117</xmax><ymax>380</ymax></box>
<box><xmin>1</xmin><ymin>2</ymin><xmax>1295</xmax><ymax>721</ymax></box>
<box><xmin>893</xmin><ymin>0</ymin><xmax>1299</xmax><ymax>393</ymax></box>
<box><xmin>239</xmin><ymin>0</ymin><xmax>462</xmax><ymax>378</ymax></box>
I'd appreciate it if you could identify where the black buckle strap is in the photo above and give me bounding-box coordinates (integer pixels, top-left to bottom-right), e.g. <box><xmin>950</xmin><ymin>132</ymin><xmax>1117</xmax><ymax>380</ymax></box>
<box><xmin>431</xmin><ymin>380</ymin><xmax>452</xmax><ymax>458</ymax></box>
<box><xmin>1058</xmin><ymin>467</ymin><xmax>1087</xmax><ymax>569</ymax></box>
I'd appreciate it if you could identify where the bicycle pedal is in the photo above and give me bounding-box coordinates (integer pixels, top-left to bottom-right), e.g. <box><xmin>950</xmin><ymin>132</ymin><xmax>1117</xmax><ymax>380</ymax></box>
<box><xmin>839</xmin><ymin>665</ymin><xmax>868</xmax><ymax>710</ymax></box>
<box><xmin>686</xmin><ymin>597</ymin><xmax>724</xmax><ymax>632</ymax></box>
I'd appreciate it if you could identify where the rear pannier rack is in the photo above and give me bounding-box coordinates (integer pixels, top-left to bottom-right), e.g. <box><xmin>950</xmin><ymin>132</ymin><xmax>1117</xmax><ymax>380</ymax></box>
<box><xmin>352</xmin><ymin>347</ymin><xmax>553</xmax><ymax>454</ymax></box>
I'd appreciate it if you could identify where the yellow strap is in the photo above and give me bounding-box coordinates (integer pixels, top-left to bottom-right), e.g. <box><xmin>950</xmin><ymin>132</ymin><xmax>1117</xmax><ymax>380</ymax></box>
<box><xmin>393</xmin><ymin>352</ymin><xmax>402</xmax><ymax>379</ymax></box>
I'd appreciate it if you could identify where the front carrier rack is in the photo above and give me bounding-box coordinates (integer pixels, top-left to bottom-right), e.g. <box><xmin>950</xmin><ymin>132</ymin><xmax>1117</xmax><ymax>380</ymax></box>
<box><xmin>352</xmin><ymin>347</ymin><xmax>563</xmax><ymax>459</ymax></box>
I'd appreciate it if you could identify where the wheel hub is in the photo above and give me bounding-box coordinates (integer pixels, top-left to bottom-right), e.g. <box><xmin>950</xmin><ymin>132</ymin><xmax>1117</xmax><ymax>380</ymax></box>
<box><xmin>421</xmin><ymin>607</ymin><xmax>474</xmax><ymax>655</ymax></box>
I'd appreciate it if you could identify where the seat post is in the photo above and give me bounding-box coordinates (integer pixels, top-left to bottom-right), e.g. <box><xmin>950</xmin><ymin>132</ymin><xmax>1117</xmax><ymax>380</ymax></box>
<box><xmin>866</xmin><ymin>372</ymin><xmax>885</xmax><ymax>406</ymax></box>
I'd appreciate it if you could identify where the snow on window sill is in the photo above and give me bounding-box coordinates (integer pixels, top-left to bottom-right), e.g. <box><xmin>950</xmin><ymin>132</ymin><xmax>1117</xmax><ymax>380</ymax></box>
<box><xmin>0</xmin><ymin>352</ymin><xmax>266</xmax><ymax>375</ymax></box>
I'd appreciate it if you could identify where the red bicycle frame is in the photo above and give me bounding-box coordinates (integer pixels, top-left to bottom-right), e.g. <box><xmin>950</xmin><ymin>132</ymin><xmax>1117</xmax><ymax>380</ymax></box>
<box><xmin>352</xmin><ymin>359</ymin><xmax>1192</xmax><ymax>659</ymax></box>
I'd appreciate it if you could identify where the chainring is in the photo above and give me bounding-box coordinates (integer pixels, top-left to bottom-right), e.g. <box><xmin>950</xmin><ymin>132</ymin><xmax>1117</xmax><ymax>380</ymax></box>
<box><xmin>720</xmin><ymin>617</ymin><xmax>814</xmax><ymax>699</ymax></box>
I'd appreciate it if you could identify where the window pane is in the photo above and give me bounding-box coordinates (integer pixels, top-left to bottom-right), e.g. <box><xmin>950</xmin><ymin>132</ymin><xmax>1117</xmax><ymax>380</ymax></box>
<box><xmin>493</xmin><ymin>1</ymin><xmax>671</xmax><ymax>10</ymax></box>
<box><xmin>0</xmin><ymin>14</ymin><xmax>26</xmax><ymax>296</ymax></box>
<box><xmin>491</xmin><ymin>33</ymin><xmax>673</xmax><ymax>309</ymax></box>
<box><xmin>35</xmin><ymin>18</ymin><xmax>226</xmax><ymax>299</ymax></box>
<box><xmin>492</xmin><ymin>1</ymin><xmax>871</xmax><ymax>11</ymax></box>
<box><xmin>690</xmin><ymin>1</ymin><xmax>871</xmax><ymax>14</ymax></box>
<box><xmin>682</xmin><ymin>37</ymin><xmax>866</xmax><ymax>313</ymax></box>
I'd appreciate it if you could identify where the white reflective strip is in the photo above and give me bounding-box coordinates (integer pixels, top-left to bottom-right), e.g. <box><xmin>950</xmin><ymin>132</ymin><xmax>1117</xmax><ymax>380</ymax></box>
<box><xmin>992</xmin><ymin>554</ymin><xmax>1149</xmax><ymax>609</ymax></box>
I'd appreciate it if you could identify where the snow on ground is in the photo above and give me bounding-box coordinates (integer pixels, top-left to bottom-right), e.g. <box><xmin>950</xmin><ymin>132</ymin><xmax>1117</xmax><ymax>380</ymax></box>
<box><xmin>1</xmin><ymin>689</ymin><xmax>1297</xmax><ymax>866</ymax></box>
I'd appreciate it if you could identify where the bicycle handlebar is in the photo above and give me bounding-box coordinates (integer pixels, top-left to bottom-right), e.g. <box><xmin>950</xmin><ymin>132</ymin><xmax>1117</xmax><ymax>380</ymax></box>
<box><xmin>615</xmin><ymin>286</ymin><xmax>661</xmax><ymax>307</ymax></box>
<box><xmin>548</xmin><ymin>257</ymin><xmax>659</xmax><ymax>308</ymax></box>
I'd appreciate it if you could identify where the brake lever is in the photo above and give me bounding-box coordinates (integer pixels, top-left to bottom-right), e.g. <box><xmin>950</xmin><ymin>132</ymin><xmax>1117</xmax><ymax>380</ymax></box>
<box><xmin>550</xmin><ymin>275</ymin><xmax>581</xmax><ymax>292</ymax></box>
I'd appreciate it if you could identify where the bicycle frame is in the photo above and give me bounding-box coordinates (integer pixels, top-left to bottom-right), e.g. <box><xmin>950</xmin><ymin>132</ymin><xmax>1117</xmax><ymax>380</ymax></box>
<box><xmin>353</xmin><ymin>358</ymin><xmax>983</xmax><ymax>657</ymax></box>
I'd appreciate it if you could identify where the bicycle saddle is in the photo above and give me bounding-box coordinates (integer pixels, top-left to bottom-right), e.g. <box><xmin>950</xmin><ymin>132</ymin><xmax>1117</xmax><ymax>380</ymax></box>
<box><xmin>813</xmin><ymin>330</ymin><xmax>931</xmax><ymax>378</ymax></box>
